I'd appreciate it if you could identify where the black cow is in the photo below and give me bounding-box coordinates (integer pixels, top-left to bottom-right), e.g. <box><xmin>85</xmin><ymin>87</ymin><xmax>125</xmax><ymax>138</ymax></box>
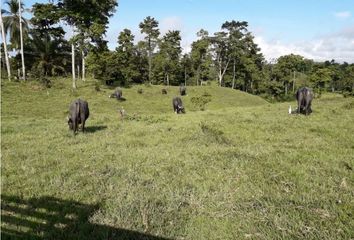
<box><xmin>180</xmin><ymin>85</ymin><xmax>186</xmax><ymax>96</ymax></box>
<box><xmin>162</xmin><ymin>89</ymin><xmax>167</xmax><ymax>94</ymax></box>
<box><xmin>109</xmin><ymin>88</ymin><xmax>123</xmax><ymax>100</ymax></box>
<box><xmin>172</xmin><ymin>97</ymin><xmax>185</xmax><ymax>114</ymax></box>
<box><xmin>296</xmin><ymin>87</ymin><xmax>314</xmax><ymax>115</ymax></box>
<box><xmin>67</xmin><ymin>99</ymin><xmax>90</xmax><ymax>133</ymax></box>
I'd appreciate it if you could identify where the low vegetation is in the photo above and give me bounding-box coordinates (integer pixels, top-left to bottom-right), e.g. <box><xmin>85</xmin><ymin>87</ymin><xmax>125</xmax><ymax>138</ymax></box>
<box><xmin>2</xmin><ymin>79</ymin><xmax>353</xmax><ymax>239</ymax></box>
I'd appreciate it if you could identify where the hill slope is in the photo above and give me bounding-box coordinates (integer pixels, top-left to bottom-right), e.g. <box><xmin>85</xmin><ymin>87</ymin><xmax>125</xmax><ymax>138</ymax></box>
<box><xmin>1</xmin><ymin>78</ymin><xmax>353</xmax><ymax>239</ymax></box>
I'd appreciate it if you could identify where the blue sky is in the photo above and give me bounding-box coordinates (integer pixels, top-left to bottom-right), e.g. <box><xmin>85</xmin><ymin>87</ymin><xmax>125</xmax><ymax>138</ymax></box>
<box><xmin>19</xmin><ymin>0</ymin><xmax>354</xmax><ymax>62</ymax></box>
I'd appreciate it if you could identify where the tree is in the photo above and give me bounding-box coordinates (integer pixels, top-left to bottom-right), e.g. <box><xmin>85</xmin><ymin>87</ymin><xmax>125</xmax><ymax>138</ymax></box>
<box><xmin>2</xmin><ymin>0</ymin><xmax>28</xmax><ymax>79</ymax></box>
<box><xmin>116</xmin><ymin>28</ymin><xmax>140</xmax><ymax>85</ymax></box>
<box><xmin>135</xmin><ymin>40</ymin><xmax>149</xmax><ymax>82</ymax></box>
<box><xmin>18</xmin><ymin>0</ymin><xmax>24</xmax><ymax>80</ymax></box>
<box><xmin>0</xmin><ymin>5</ymin><xmax>11</xmax><ymax>81</ymax></box>
<box><xmin>191</xmin><ymin>29</ymin><xmax>211</xmax><ymax>86</ymax></box>
<box><xmin>272</xmin><ymin>54</ymin><xmax>306</xmax><ymax>94</ymax></box>
<box><xmin>31</xmin><ymin>2</ymin><xmax>64</xmax><ymax>39</ymax></box>
<box><xmin>240</xmin><ymin>33</ymin><xmax>264</xmax><ymax>92</ymax></box>
<box><xmin>158</xmin><ymin>30</ymin><xmax>182</xmax><ymax>85</ymax></box>
<box><xmin>59</xmin><ymin>0</ymin><xmax>118</xmax><ymax>88</ymax></box>
<box><xmin>221</xmin><ymin>20</ymin><xmax>248</xmax><ymax>89</ymax></box>
<box><xmin>210</xmin><ymin>31</ymin><xmax>231</xmax><ymax>86</ymax></box>
<box><xmin>310</xmin><ymin>67</ymin><xmax>332</xmax><ymax>95</ymax></box>
<box><xmin>27</xmin><ymin>33</ymin><xmax>69</xmax><ymax>77</ymax></box>
<box><xmin>181</xmin><ymin>53</ymin><xmax>192</xmax><ymax>86</ymax></box>
<box><xmin>139</xmin><ymin>16</ymin><xmax>160</xmax><ymax>84</ymax></box>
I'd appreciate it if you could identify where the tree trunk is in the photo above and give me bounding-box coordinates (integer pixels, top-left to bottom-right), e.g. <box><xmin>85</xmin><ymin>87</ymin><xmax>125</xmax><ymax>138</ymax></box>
<box><xmin>148</xmin><ymin>38</ymin><xmax>152</xmax><ymax>84</ymax></box>
<box><xmin>285</xmin><ymin>83</ymin><xmax>288</xmax><ymax>95</ymax></box>
<box><xmin>77</xmin><ymin>64</ymin><xmax>80</xmax><ymax>80</ymax></box>
<box><xmin>18</xmin><ymin>0</ymin><xmax>25</xmax><ymax>80</ymax></box>
<box><xmin>166</xmin><ymin>73</ymin><xmax>169</xmax><ymax>86</ymax></box>
<box><xmin>218</xmin><ymin>58</ymin><xmax>230</xmax><ymax>87</ymax></box>
<box><xmin>292</xmin><ymin>71</ymin><xmax>296</xmax><ymax>92</ymax></box>
<box><xmin>232</xmin><ymin>59</ymin><xmax>236</xmax><ymax>89</ymax></box>
<box><xmin>196</xmin><ymin>65</ymin><xmax>200</xmax><ymax>86</ymax></box>
<box><xmin>72</xmin><ymin>42</ymin><xmax>76</xmax><ymax>89</ymax></box>
<box><xmin>0</xmin><ymin>8</ymin><xmax>11</xmax><ymax>81</ymax></box>
<box><xmin>82</xmin><ymin>50</ymin><xmax>85</xmax><ymax>81</ymax></box>
<box><xmin>184</xmin><ymin>66</ymin><xmax>187</xmax><ymax>86</ymax></box>
<box><xmin>218</xmin><ymin>63</ymin><xmax>222</xmax><ymax>86</ymax></box>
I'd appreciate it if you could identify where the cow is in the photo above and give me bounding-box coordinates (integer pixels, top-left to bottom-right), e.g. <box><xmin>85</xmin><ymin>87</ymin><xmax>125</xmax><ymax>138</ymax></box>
<box><xmin>180</xmin><ymin>85</ymin><xmax>186</xmax><ymax>96</ymax></box>
<box><xmin>67</xmin><ymin>99</ymin><xmax>90</xmax><ymax>133</ymax></box>
<box><xmin>296</xmin><ymin>87</ymin><xmax>314</xmax><ymax>115</ymax></box>
<box><xmin>109</xmin><ymin>88</ymin><xmax>123</xmax><ymax>100</ymax></box>
<box><xmin>172</xmin><ymin>97</ymin><xmax>185</xmax><ymax>114</ymax></box>
<box><xmin>162</xmin><ymin>89</ymin><xmax>168</xmax><ymax>94</ymax></box>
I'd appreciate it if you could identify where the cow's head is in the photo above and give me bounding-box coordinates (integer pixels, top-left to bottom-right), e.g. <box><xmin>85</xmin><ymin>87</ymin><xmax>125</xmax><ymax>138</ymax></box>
<box><xmin>178</xmin><ymin>105</ymin><xmax>185</xmax><ymax>114</ymax></box>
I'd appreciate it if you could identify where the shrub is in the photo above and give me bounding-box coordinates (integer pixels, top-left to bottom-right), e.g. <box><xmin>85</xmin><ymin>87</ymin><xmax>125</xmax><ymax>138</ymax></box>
<box><xmin>191</xmin><ymin>92</ymin><xmax>212</xmax><ymax>111</ymax></box>
<box><xmin>94</xmin><ymin>82</ymin><xmax>101</xmax><ymax>92</ymax></box>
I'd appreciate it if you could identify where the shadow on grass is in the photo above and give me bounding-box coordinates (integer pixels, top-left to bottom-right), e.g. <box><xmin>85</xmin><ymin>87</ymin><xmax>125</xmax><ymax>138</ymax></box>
<box><xmin>84</xmin><ymin>125</ymin><xmax>107</xmax><ymax>133</ymax></box>
<box><xmin>1</xmin><ymin>195</ymin><xmax>172</xmax><ymax>240</ymax></box>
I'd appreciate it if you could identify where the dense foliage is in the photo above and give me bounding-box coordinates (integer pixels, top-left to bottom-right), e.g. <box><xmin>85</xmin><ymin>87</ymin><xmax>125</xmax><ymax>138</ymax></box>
<box><xmin>1</xmin><ymin>1</ymin><xmax>353</xmax><ymax>99</ymax></box>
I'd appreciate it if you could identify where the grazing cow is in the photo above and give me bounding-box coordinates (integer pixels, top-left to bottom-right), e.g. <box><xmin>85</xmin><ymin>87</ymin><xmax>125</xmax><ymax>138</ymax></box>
<box><xmin>162</xmin><ymin>89</ymin><xmax>168</xmax><ymax>94</ymax></box>
<box><xmin>180</xmin><ymin>85</ymin><xmax>186</xmax><ymax>96</ymax></box>
<box><xmin>109</xmin><ymin>88</ymin><xmax>123</xmax><ymax>100</ymax></box>
<box><xmin>172</xmin><ymin>97</ymin><xmax>185</xmax><ymax>114</ymax></box>
<box><xmin>67</xmin><ymin>99</ymin><xmax>90</xmax><ymax>133</ymax></box>
<box><xmin>296</xmin><ymin>87</ymin><xmax>314</xmax><ymax>115</ymax></box>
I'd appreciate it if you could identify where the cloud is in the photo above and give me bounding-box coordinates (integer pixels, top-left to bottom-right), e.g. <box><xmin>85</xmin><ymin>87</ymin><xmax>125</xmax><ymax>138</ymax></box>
<box><xmin>160</xmin><ymin>16</ymin><xmax>194</xmax><ymax>54</ymax></box>
<box><xmin>334</xmin><ymin>11</ymin><xmax>351</xmax><ymax>19</ymax></box>
<box><xmin>254</xmin><ymin>28</ymin><xmax>354</xmax><ymax>63</ymax></box>
<box><xmin>160</xmin><ymin>16</ymin><xmax>184</xmax><ymax>35</ymax></box>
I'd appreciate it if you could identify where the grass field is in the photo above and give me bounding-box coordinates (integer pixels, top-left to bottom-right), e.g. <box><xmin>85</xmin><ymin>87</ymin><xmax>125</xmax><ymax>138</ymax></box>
<box><xmin>1</xmin><ymin>78</ymin><xmax>353</xmax><ymax>239</ymax></box>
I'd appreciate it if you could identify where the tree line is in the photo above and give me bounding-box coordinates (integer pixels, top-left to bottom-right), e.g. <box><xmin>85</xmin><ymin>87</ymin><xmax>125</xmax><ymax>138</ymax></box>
<box><xmin>1</xmin><ymin>0</ymin><xmax>353</xmax><ymax>99</ymax></box>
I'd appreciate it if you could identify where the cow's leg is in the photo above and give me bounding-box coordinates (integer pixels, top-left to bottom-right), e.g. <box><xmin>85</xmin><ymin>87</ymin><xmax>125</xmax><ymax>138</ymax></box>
<box><xmin>305</xmin><ymin>99</ymin><xmax>311</xmax><ymax>115</ymax></box>
<box><xmin>73</xmin><ymin>117</ymin><xmax>78</xmax><ymax>134</ymax></box>
<box><xmin>80</xmin><ymin>113</ymin><xmax>86</xmax><ymax>132</ymax></box>
<box><xmin>297</xmin><ymin>95</ymin><xmax>302</xmax><ymax>114</ymax></box>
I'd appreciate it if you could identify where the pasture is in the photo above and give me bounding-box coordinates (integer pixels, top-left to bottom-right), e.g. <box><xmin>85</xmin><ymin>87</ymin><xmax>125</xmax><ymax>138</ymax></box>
<box><xmin>1</xmin><ymin>78</ymin><xmax>354</xmax><ymax>239</ymax></box>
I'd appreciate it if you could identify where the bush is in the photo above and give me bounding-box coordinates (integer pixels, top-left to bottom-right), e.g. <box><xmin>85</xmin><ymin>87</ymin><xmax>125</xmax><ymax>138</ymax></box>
<box><xmin>191</xmin><ymin>92</ymin><xmax>212</xmax><ymax>111</ymax></box>
<box><xmin>39</xmin><ymin>77</ymin><xmax>52</xmax><ymax>88</ymax></box>
<box><xmin>343</xmin><ymin>91</ymin><xmax>354</xmax><ymax>98</ymax></box>
<box><xmin>94</xmin><ymin>82</ymin><xmax>101</xmax><ymax>92</ymax></box>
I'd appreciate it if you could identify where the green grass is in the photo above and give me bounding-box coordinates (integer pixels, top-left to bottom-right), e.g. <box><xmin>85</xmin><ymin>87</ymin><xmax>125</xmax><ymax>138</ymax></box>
<box><xmin>1</xmin><ymin>78</ymin><xmax>353</xmax><ymax>239</ymax></box>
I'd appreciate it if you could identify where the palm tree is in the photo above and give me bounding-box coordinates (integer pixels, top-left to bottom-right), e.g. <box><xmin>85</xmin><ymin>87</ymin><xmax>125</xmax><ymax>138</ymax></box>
<box><xmin>28</xmin><ymin>33</ymin><xmax>68</xmax><ymax>77</ymax></box>
<box><xmin>0</xmin><ymin>7</ymin><xmax>11</xmax><ymax>81</ymax></box>
<box><xmin>18</xmin><ymin>0</ymin><xmax>25</xmax><ymax>80</ymax></box>
<box><xmin>2</xmin><ymin>0</ymin><xmax>28</xmax><ymax>79</ymax></box>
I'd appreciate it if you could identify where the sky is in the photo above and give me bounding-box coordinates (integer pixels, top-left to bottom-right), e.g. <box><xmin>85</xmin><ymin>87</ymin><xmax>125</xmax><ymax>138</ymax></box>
<box><xmin>20</xmin><ymin>0</ymin><xmax>354</xmax><ymax>63</ymax></box>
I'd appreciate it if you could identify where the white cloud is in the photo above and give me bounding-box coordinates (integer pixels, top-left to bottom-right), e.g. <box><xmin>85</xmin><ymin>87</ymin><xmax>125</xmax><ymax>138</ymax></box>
<box><xmin>334</xmin><ymin>11</ymin><xmax>351</xmax><ymax>19</ymax></box>
<box><xmin>254</xmin><ymin>28</ymin><xmax>354</xmax><ymax>63</ymax></box>
<box><xmin>160</xmin><ymin>16</ymin><xmax>184</xmax><ymax>35</ymax></box>
<box><xmin>160</xmin><ymin>16</ymin><xmax>194</xmax><ymax>54</ymax></box>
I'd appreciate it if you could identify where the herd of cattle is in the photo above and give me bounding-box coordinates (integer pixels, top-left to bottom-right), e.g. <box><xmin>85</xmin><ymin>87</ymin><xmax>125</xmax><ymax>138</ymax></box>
<box><xmin>67</xmin><ymin>85</ymin><xmax>314</xmax><ymax>133</ymax></box>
